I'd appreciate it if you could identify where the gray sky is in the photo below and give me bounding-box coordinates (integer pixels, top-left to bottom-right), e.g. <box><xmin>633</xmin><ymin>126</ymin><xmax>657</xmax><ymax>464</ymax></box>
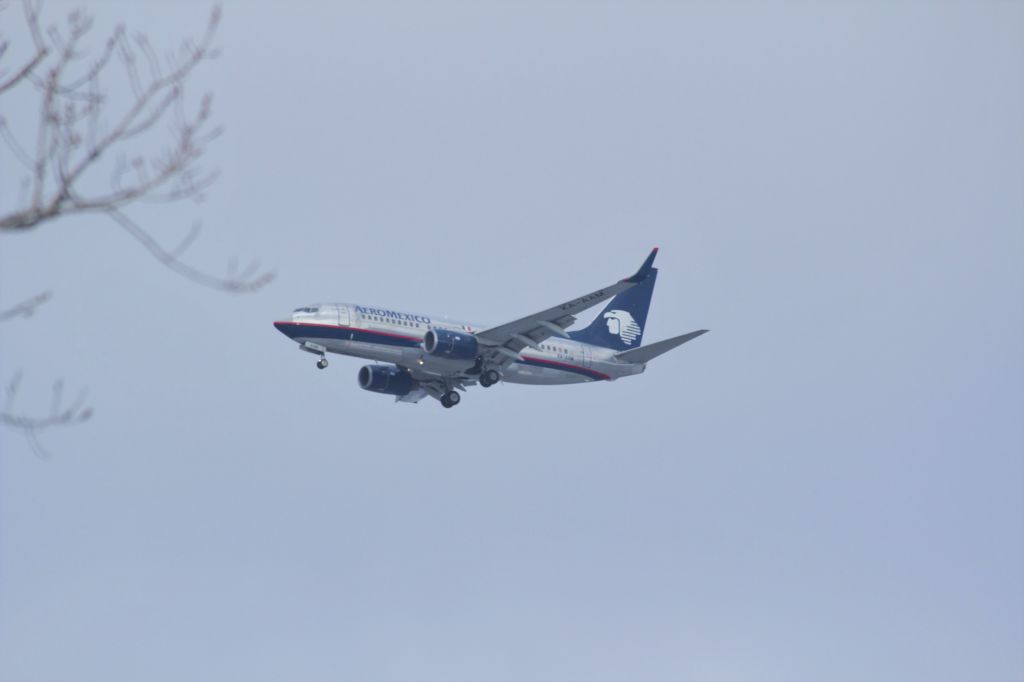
<box><xmin>2</xmin><ymin>1</ymin><xmax>1022</xmax><ymax>680</ymax></box>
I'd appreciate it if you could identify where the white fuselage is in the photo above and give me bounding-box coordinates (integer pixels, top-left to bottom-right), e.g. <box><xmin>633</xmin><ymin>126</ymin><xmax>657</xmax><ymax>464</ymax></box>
<box><xmin>273</xmin><ymin>302</ymin><xmax>645</xmax><ymax>385</ymax></box>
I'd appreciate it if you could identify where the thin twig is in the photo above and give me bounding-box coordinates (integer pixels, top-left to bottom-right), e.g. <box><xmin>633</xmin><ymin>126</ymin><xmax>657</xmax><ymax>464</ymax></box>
<box><xmin>109</xmin><ymin>209</ymin><xmax>275</xmax><ymax>292</ymax></box>
<box><xmin>0</xmin><ymin>371</ymin><xmax>92</xmax><ymax>459</ymax></box>
<box><xmin>0</xmin><ymin>290</ymin><xmax>52</xmax><ymax>321</ymax></box>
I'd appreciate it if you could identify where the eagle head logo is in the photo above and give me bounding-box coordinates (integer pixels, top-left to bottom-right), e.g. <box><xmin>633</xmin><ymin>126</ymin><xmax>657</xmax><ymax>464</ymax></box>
<box><xmin>603</xmin><ymin>310</ymin><xmax>642</xmax><ymax>346</ymax></box>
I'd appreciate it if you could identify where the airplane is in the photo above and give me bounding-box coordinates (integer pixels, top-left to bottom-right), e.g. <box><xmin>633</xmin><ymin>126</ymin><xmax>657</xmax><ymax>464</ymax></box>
<box><xmin>273</xmin><ymin>248</ymin><xmax>707</xmax><ymax>408</ymax></box>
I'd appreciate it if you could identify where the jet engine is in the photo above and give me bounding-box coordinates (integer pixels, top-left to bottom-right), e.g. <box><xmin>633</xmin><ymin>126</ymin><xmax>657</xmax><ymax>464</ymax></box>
<box><xmin>423</xmin><ymin>328</ymin><xmax>479</xmax><ymax>361</ymax></box>
<box><xmin>358</xmin><ymin>364</ymin><xmax>415</xmax><ymax>396</ymax></box>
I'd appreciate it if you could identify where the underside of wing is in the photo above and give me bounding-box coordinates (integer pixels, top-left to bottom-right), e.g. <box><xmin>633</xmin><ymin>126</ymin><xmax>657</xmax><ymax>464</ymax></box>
<box><xmin>477</xmin><ymin>313</ymin><xmax>576</xmax><ymax>367</ymax></box>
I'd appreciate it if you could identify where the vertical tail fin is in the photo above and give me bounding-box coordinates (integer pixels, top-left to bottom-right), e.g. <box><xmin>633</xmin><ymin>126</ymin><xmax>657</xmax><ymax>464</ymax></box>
<box><xmin>568</xmin><ymin>269</ymin><xmax>658</xmax><ymax>350</ymax></box>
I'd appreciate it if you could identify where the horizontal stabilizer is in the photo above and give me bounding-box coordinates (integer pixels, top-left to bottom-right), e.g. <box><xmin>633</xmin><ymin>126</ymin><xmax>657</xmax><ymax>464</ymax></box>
<box><xmin>614</xmin><ymin>329</ymin><xmax>709</xmax><ymax>364</ymax></box>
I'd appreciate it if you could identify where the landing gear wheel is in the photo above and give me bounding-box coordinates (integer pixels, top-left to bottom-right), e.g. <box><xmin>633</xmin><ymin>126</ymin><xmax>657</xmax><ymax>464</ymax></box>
<box><xmin>316</xmin><ymin>357</ymin><xmax>328</xmax><ymax>369</ymax></box>
<box><xmin>480</xmin><ymin>369</ymin><xmax>500</xmax><ymax>387</ymax></box>
<box><xmin>441</xmin><ymin>390</ymin><xmax>461</xmax><ymax>408</ymax></box>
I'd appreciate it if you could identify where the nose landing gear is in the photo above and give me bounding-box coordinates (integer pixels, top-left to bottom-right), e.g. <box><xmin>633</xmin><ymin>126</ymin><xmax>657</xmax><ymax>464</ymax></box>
<box><xmin>299</xmin><ymin>342</ymin><xmax>329</xmax><ymax>369</ymax></box>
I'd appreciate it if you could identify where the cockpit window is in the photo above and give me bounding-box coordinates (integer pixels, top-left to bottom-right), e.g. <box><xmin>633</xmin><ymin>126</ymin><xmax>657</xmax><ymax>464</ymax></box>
<box><xmin>293</xmin><ymin>306</ymin><xmax>319</xmax><ymax>314</ymax></box>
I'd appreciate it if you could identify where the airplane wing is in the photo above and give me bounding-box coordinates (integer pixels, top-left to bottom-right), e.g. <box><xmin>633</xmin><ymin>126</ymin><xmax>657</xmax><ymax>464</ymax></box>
<box><xmin>474</xmin><ymin>248</ymin><xmax>659</xmax><ymax>365</ymax></box>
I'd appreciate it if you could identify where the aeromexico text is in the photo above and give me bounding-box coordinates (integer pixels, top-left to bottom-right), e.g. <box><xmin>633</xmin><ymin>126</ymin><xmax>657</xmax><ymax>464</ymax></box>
<box><xmin>356</xmin><ymin>305</ymin><xmax>432</xmax><ymax>325</ymax></box>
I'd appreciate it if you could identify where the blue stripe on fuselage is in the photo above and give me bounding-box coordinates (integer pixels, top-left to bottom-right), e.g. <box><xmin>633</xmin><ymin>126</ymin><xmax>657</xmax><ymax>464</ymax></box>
<box><xmin>273</xmin><ymin>321</ymin><xmax>609</xmax><ymax>381</ymax></box>
<box><xmin>273</xmin><ymin>321</ymin><xmax>422</xmax><ymax>348</ymax></box>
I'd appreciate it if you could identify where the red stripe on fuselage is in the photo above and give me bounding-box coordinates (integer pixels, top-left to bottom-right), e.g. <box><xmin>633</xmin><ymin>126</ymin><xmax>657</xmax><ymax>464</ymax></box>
<box><xmin>520</xmin><ymin>355</ymin><xmax>610</xmax><ymax>381</ymax></box>
<box><xmin>274</xmin><ymin>321</ymin><xmax>609</xmax><ymax>380</ymax></box>
<box><xmin>273</xmin><ymin>320</ymin><xmax>422</xmax><ymax>342</ymax></box>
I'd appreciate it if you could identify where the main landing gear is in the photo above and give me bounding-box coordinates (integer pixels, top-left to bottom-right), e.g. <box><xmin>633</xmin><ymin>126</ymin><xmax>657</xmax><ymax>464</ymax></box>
<box><xmin>440</xmin><ymin>390</ymin><xmax>461</xmax><ymax>409</ymax></box>
<box><xmin>479</xmin><ymin>369</ymin><xmax>500</xmax><ymax>388</ymax></box>
<box><xmin>316</xmin><ymin>357</ymin><xmax>328</xmax><ymax>370</ymax></box>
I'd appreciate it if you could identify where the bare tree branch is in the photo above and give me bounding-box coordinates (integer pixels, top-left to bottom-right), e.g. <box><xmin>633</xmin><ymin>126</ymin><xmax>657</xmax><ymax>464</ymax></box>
<box><xmin>0</xmin><ymin>371</ymin><xmax>93</xmax><ymax>458</ymax></box>
<box><xmin>0</xmin><ymin>2</ymin><xmax>273</xmax><ymax>292</ymax></box>
<box><xmin>109</xmin><ymin>209</ymin><xmax>274</xmax><ymax>292</ymax></box>
<box><xmin>0</xmin><ymin>3</ymin><xmax>274</xmax><ymax>455</ymax></box>
<box><xmin>0</xmin><ymin>0</ymin><xmax>47</xmax><ymax>94</ymax></box>
<box><xmin>0</xmin><ymin>3</ymin><xmax>220</xmax><ymax>229</ymax></box>
<box><xmin>0</xmin><ymin>42</ymin><xmax>46</xmax><ymax>94</ymax></box>
<box><xmin>0</xmin><ymin>290</ymin><xmax>51</xmax><ymax>321</ymax></box>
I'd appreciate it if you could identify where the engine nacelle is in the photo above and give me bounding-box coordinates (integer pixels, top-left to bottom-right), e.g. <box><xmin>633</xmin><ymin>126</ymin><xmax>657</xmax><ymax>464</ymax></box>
<box><xmin>423</xmin><ymin>328</ymin><xmax>479</xmax><ymax>361</ymax></box>
<box><xmin>358</xmin><ymin>364</ymin><xmax>415</xmax><ymax>396</ymax></box>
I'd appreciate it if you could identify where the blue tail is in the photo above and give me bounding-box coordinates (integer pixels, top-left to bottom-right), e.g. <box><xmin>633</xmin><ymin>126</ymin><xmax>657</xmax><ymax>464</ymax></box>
<box><xmin>568</xmin><ymin>269</ymin><xmax>658</xmax><ymax>350</ymax></box>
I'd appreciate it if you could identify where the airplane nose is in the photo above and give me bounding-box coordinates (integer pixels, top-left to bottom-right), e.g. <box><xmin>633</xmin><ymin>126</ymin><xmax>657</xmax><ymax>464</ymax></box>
<box><xmin>273</xmin><ymin>321</ymin><xmax>294</xmax><ymax>338</ymax></box>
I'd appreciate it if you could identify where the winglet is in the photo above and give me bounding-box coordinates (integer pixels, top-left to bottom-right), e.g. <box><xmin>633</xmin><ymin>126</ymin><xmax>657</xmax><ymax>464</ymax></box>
<box><xmin>622</xmin><ymin>247</ymin><xmax>659</xmax><ymax>283</ymax></box>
